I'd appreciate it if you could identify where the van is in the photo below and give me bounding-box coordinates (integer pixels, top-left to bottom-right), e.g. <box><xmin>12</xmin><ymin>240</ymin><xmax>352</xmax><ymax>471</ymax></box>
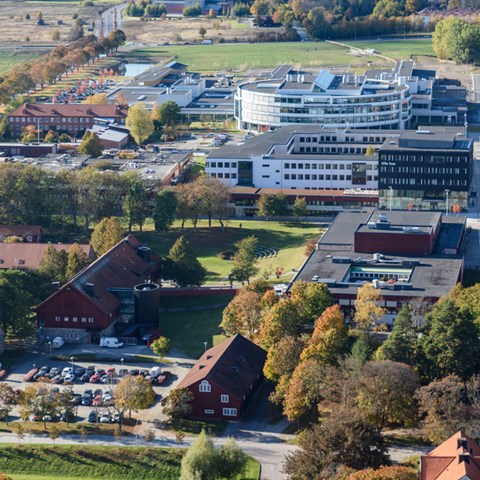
<box><xmin>150</xmin><ymin>366</ymin><xmax>162</xmax><ymax>378</ymax></box>
<box><xmin>52</xmin><ymin>337</ymin><xmax>65</xmax><ymax>349</ymax></box>
<box><xmin>100</xmin><ymin>337</ymin><xmax>124</xmax><ymax>348</ymax></box>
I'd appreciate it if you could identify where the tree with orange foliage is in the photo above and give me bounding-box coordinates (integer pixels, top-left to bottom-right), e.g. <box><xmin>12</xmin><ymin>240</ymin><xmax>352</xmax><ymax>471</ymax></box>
<box><xmin>451</xmin><ymin>203</ymin><xmax>462</xmax><ymax>213</ymax></box>
<box><xmin>345</xmin><ymin>465</ymin><xmax>417</xmax><ymax>480</ymax></box>
<box><xmin>300</xmin><ymin>304</ymin><xmax>350</xmax><ymax>365</ymax></box>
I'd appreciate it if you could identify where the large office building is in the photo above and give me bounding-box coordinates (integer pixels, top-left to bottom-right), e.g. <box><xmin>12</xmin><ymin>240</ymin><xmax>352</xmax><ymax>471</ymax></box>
<box><xmin>378</xmin><ymin>129</ymin><xmax>473</xmax><ymax>211</ymax></box>
<box><xmin>234</xmin><ymin>61</ymin><xmax>467</xmax><ymax>131</ymax></box>
<box><xmin>292</xmin><ymin>210</ymin><xmax>465</xmax><ymax>321</ymax></box>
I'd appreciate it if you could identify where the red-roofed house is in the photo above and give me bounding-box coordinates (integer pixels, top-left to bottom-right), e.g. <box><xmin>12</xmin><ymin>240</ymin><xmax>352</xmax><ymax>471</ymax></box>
<box><xmin>0</xmin><ymin>225</ymin><xmax>42</xmax><ymax>242</ymax></box>
<box><xmin>35</xmin><ymin>235</ymin><xmax>161</xmax><ymax>344</ymax></box>
<box><xmin>8</xmin><ymin>103</ymin><xmax>128</xmax><ymax>136</ymax></box>
<box><xmin>421</xmin><ymin>431</ymin><xmax>480</xmax><ymax>480</ymax></box>
<box><xmin>177</xmin><ymin>334</ymin><xmax>267</xmax><ymax>421</ymax></box>
<box><xmin>0</xmin><ymin>243</ymin><xmax>94</xmax><ymax>271</ymax></box>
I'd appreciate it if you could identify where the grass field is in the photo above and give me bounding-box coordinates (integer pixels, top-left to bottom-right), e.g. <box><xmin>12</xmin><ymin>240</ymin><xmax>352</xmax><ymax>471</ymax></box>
<box><xmin>1</xmin><ymin>445</ymin><xmax>260</xmax><ymax>480</ymax></box>
<box><xmin>126</xmin><ymin>38</ymin><xmax>433</xmax><ymax>72</ymax></box>
<box><xmin>0</xmin><ymin>52</ymin><xmax>36</xmax><ymax>75</ymax></box>
<box><xmin>137</xmin><ymin>219</ymin><xmax>322</xmax><ymax>285</ymax></box>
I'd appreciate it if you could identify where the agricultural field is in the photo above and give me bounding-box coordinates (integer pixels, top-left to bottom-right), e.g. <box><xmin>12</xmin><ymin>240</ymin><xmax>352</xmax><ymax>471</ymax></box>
<box><xmin>123</xmin><ymin>15</ymin><xmax>279</xmax><ymax>46</ymax></box>
<box><xmin>125</xmin><ymin>38</ymin><xmax>433</xmax><ymax>72</ymax></box>
<box><xmin>0</xmin><ymin>445</ymin><xmax>260</xmax><ymax>480</ymax></box>
<box><xmin>0</xmin><ymin>1</ymin><xmax>115</xmax><ymax>44</ymax></box>
<box><xmin>0</xmin><ymin>51</ymin><xmax>36</xmax><ymax>75</ymax></box>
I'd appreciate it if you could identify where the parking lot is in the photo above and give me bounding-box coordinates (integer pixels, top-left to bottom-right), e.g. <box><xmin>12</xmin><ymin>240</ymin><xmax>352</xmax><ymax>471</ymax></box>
<box><xmin>2</xmin><ymin>345</ymin><xmax>195</xmax><ymax>431</ymax></box>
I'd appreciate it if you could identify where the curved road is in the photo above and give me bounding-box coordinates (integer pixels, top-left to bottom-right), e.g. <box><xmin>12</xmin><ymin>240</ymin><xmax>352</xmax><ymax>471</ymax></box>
<box><xmin>96</xmin><ymin>2</ymin><xmax>129</xmax><ymax>38</ymax></box>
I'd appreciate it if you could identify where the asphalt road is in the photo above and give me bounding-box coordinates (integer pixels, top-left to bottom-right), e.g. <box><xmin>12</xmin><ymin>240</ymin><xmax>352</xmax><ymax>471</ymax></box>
<box><xmin>97</xmin><ymin>3</ymin><xmax>129</xmax><ymax>38</ymax></box>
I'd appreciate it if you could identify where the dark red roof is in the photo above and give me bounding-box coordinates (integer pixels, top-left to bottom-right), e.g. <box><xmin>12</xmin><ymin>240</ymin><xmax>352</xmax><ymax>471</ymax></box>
<box><xmin>178</xmin><ymin>334</ymin><xmax>267</xmax><ymax>400</ymax></box>
<box><xmin>0</xmin><ymin>225</ymin><xmax>42</xmax><ymax>238</ymax></box>
<box><xmin>35</xmin><ymin>235</ymin><xmax>161</xmax><ymax>316</ymax></box>
<box><xmin>9</xmin><ymin>103</ymin><xmax>128</xmax><ymax>119</ymax></box>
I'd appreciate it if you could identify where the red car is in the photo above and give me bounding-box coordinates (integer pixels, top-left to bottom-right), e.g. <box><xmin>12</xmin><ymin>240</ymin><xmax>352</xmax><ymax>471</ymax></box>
<box><xmin>155</xmin><ymin>371</ymin><xmax>171</xmax><ymax>385</ymax></box>
<box><xmin>89</xmin><ymin>374</ymin><xmax>102</xmax><ymax>383</ymax></box>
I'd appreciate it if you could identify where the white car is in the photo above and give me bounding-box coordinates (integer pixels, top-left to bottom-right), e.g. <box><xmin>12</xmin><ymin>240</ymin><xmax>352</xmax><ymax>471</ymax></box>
<box><xmin>99</xmin><ymin>413</ymin><xmax>111</xmax><ymax>423</ymax></box>
<box><xmin>62</xmin><ymin>367</ymin><xmax>73</xmax><ymax>377</ymax></box>
<box><xmin>63</xmin><ymin>373</ymin><xmax>75</xmax><ymax>383</ymax></box>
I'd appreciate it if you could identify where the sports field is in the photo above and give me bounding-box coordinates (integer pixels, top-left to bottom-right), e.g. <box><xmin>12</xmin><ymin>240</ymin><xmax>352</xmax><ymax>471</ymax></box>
<box><xmin>126</xmin><ymin>38</ymin><xmax>433</xmax><ymax>72</ymax></box>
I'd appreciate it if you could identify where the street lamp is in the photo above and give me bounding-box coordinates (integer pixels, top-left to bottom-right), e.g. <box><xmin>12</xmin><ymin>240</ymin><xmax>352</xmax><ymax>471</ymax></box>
<box><xmin>48</xmin><ymin>342</ymin><xmax>52</xmax><ymax>356</ymax></box>
<box><xmin>445</xmin><ymin>189</ymin><xmax>450</xmax><ymax>216</ymax></box>
<box><xmin>120</xmin><ymin>358</ymin><xmax>124</xmax><ymax>368</ymax></box>
<box><xmin>389</xmin><ymin>186</ymin><xmax>393</xmax><ymax>211</ymax></box>
<box><xmin>204</xmin><ymin>342</ymin><xmax>207</xmax><ymax>352</ymax></box>
<box><xmin>70</xmin><ymin>356</ymin><xmax>75</xmax><ymax>372</ymax></box>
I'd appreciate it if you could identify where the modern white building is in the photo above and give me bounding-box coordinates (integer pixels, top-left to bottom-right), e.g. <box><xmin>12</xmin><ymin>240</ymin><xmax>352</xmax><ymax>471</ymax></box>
<box><xmin>234</xmin><ymin>64</ymin><xmax>412</xmax><ymax>131</ymax></box>
<box><xmin>206</xmin><ymin>126</ymin><xmax>403</xmax><ymax>190</ymax></box>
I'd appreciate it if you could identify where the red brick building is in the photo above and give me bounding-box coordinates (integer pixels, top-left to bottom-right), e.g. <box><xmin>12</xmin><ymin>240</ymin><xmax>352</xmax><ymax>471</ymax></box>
<box><xmin>421</xmin><ymin>431</ymin><xmax>480</xmax><ymax>480</ymax></box>
<box><xmin>177</xmin><ymin>334</ymin><xmax>266</xmax><ymax>421</ymax></box>
<box><xmin>35</xmin><ymin>235</ymin><xmax>160</xmax><ymax>344</ymax></box>
<box><xmin>8</xmin><ymin>103</ymin><xmax>128</xmax><ymax>136</ymax></box>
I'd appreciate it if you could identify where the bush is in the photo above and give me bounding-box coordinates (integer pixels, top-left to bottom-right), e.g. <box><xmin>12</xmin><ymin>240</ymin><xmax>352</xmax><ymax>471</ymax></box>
<box><xmin>183</xmin><ymin>3</ymin><xmax>201</xmax><ymax>16</ymax></box>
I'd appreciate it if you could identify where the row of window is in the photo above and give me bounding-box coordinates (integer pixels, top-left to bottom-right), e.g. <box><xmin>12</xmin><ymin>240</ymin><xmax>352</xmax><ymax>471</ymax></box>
<box><xmin>204</xmin><ymin>408</ymin><xmax>237</xmax><ymax>416</ymax></box>
<box><xmin>380</xmin><ymin>166</ymin><xmax>467</xmax><ymax>175</ymax></box>
<box><xmin>209</xmin><ymin>173</ymin><xmax>236</xmax><ymax>179</ymax></box>
<box><xmin>55</xmin><ymin>316</ymin><xmax>94</xmax><ymax>323</ymax></box>
<box><xmin>12</xmin><ymin>117</ymin><xmax>93</xmax><ymax>124</ymax></box>
<box><xmin>381</xmin><ymin>154</ymin><xmax>468</xmax><ymax>163</ymax></box>
<box><xmin>207</xmin><ymin>162</ymin><xmax>237</xmax><ymax>169</ymax></box>
<box><xmin>284</xmin><ymin>174</ymin><xmax>377</xmax><ymax>181</ymax></box>
<box><xmin>383</xmin><ymin>178</ymin><xmax>468</xmax><ymax>186</ymax></box>
<box><xmin>284</xmin><ymin>163</ymin><xmax>377</xmax><ymax>171</ymax></box>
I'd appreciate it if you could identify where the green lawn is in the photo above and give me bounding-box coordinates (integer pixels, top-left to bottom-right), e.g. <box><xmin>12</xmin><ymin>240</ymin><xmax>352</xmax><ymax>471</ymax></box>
<box><xmin>137</xmin><ymin>219</ymin><xmax>322</xmax><ymax>285</ymax></box>
<box><xmin>161</xmin><ymin>306</ymin><xmax>226</xmax><ymax>358</ymax></box>
<box><xmin>0</xmin><ymin>52</ymin><xmax>36</xmax><ymax>75</ymax></box>
<box><xmin>1</xmin><ymin>445</ymin><xmax>260</xmax><ymax>480</ymax></box>
<box><xmin>125</xmin><ymin>38</ymin><xmax>432</xmax><ymax>72</ymax></box>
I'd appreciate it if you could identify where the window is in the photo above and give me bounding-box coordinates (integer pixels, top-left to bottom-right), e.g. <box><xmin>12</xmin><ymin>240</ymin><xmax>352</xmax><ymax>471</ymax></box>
<box><xmin>223</xmin><ymin>408</ymin><xmax>237</xmax><ymax>417</ymax></box>
<box><xmin>55</xmin><ymin>316</ymin><xmax>60</xmax><ymax>322</ymax></box>
<box><xmin>81</xmin><ymin>317</ymin><xmax>87</xmax><ymax>323</ymax></box>
<box><xmin>73</xmin><ymin>317</ymin><xmax>78</xmax><ymax>322</ymax></box>
<box><xmin>199</xmin><ymin>380</ymin><xmax>211</xmax><ymax>392</ymax></box>
<box><xmin>64</xmin><ymin>316</ymin><xmax>69</xmax><ymax>322</ymax></box>
<box><xmin>88</xmin><ymin>317</ymin><xmax>94</xmax><ymax>323</ymax></box>
<box><xmin>221</xmin><ymin>394</ymin><xmax>229</xmax><ymax>403</ymax></box>
<box><xmin>204</xmin><ymin>409</ymin><xmax>214</xmax><ymax>414</ymax></box>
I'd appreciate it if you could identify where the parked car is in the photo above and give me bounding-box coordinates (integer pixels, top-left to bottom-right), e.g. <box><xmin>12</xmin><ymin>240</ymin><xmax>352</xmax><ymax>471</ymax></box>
<box><xmin>99</xmin><ymin>337</ymin><xmax>123</xmax><ymax>348</ymax></box>
<box><xmin>118</xmin><ymin>369</ymin><xmax>128</xmax><ymax>377</ymax></box>
<box><xmin>142</xmin><ymin>328</ymin><xmax>161</xmax><ymax>346</ymax></box>
<box><xmin>99</xmin><ymin>413</ymin><xmax>111</xmax><ymax>424</ymax></box>
<box><xmin>111</xmin><ymin>413</ymin><xmax>120</xmax><ymax>423</ymax></box>
<box><xmin>92</xmin><ymin>395</ymin><xmax>103</xmax><ymax>407</ymax></box>
<box><xmin>74</xmin><ymin>367</ymin><xmax>86</xmax><ymax>377</ymax></box>
<box><xmin>60</xmin><ymin>411</ymin><xmax>75</xmax><ymax>422</ymax></box>
<box><xmin>89</xmin><ymin>374</ymin><xmax>102</xmax><ymax>384</ymax></box>
<box><xmin>129</xmin><ymin>369</ymin><xmax>139</xmax><ymax>376</ymax></box>
<box><xmin>86</xmin><ymin>366</ymin><xmax>95</xmax><ymax>375</ymax></box>
<box><xmin>88</xmin><ymin>411</ymin><xmax>97</xmax><ymax>423</ymax></box>
<box><xmin>64</xmin><ymin>373</ymin><xmax>75</xmax><ymax>384</ymax></box>
<box><xmin>95</xmin><ymin>369</ymin><xmax>106</xmax><ymax>377</ymax></box>
<box><xmin>52</xmin><ymin>337</ymin><xmax>64</xmax><ymax>349</ymax></box>
<box><xmin>81</xmin><ymin>392</ymin><xmax>93</xmax><ymax>406</ymax></box>
<box><xmin>49</xmin><ymin>367</ymin><xmax>60</xmax><ymax>376</ymax></box>
<box><xmin>23</xmin><ymin>368</ymin><xmax>39</xmax><ymax>382</ymax></box>
<box><xmin>72</xmin><ymin>394</ymin><xmax>82</xmax><ymax>405</ymax></box>
<box><xmin>62</xmin><ymin>367</ymin><xmax>73</xmax><ymax>377</ymax></box>
<box><xmin>52</xmin><ymin>375</ymin><xmax>64</xmax><ymax>384</ymax></box>
<box><xmin>93</xmin><ymin>389</ymin><xmax>103</xmax><ymax>397</ymax></box>
<box><xmin>155</xmin><ymin>371</ymin><xmax>172</xmax><ymax>385</ymax></box>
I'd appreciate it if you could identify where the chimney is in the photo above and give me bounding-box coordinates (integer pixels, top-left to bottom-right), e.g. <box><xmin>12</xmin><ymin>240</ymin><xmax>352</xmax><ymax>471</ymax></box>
<box><xmin>85</xmin><ymin>282</ymin><xmax>95</xmax><ymax>296</ymax></box>
<box><xmin>51</xmin><ymin>281</ymin><xmax>60</xmax><ymax>291</ymax></box>
<box><xmin>458</xmin><ymin>438</ymin><xmax>468</xmax><ymax>450</ymax></box>
<box><xmin>459</xmin><ymin>453</ymin><xmax>470</xmax><ymax>464</ymax></box>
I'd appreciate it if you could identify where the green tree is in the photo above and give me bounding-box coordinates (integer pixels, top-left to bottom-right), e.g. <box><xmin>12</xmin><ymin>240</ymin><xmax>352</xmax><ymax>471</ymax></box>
<box><xmin>126</xmin><ymin>104</ymin><xmax>155</xmax><ymax>145</ymax></box>
<box><xmin>199</xmin><ymin>27</ymin><xmax>207</xmax><ymax>38</ymax></box>
<box><xmin>217</xmin><ymin>438</ymin><xmax>249</xmax><ymax>480</ymax></box>
<box><xmin>350</xmin><ymin>336</ymin><xmax>372</xmax><ymax>363</ymax></box>
<box><xmin>292</xmin><ymin>196</ymin><xmax>308</xmax><ymax>217</ymax></box>
<box><xmin>183</xmin><ymin>3</ymin><xmax>202</xmax><ymax>16</ymax></box>
<box><xmin>417</xmin><ymin>299</ymin><xmax>480</xmax><ymax>381</ymax></box>
<box><xmin>290</xmin><ymin>280</ymin><xmax>332</xmax><ymax>324</ymax></box>
<box><xmin>162</xmin><ymin>387</ymin><xmax>194</xmax><ymax>420</ymax></box>
<box><xmin>180</xmin><ymin>430</ymin><xmax>218</xmax><ymax>480</ymax></box>
<box><xmin>221</xmin><ymin>288</ymin><xmax>262</xmax><ymax>340</ymax></box>
<box><xmin>66</xmin><ymin>243</ymin><xmax>90</xmax><ymax>279</ymax></box>
<box><xmin>153</xmin><ymin>190</ymin><xmax>177</xmax><ymax>232</ymax></box>
<box><xmin>167</xmin><ymin>236</ymin><xmax>206</xmax><ymax>287</ymax></box>
<box><xmin>150</xmin><ymin>336</ymin><xmax>171</xmax><ymax>361</ymax></box>
<box><xmin>257</xmin><ymin>192</ymin><xmax>289</xmax><ymax>217</ymax></box>
<box><xmin>78</xmin><ymin>131</ymin><xmax>102</xmax><ymax>157</ymax></box>
<box><xmin>90</xmin><ymin>217</ymin><xmax>124</xmax><ymax>256</ymax></box>
<box><xmin>123</xmin><ymin>172</ymin><xmax>148</xmax><ymax>232</ymax></box>
<box><xmin>258</xmin><ymin>298</ymin><xmax>303</xmax><ymax>349</ymax></box>
<box><xmin>230</xmin><ymin>236</ymin><xmax>258</xmax><ymax>285</ymax></box>
<box><xmin>375</xmin><ymin>305</ymin><xmax>417</xmax><ymax>364</ymax></box>
<box><xmin>159</xmin><ymin>100</ymin><xmax>181</xmax><ymax>127</ymax></box>
<box><xmin>39</xmin><ymin>244</ymin><xmax>68</xmax><ymax>283</ymax></box>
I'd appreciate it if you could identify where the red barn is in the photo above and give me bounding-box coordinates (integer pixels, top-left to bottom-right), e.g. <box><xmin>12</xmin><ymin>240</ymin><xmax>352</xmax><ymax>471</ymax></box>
<box><xmin>35</xmin><ymin>235</ymin><xmax>161</xmax><ymax>344</ymax></box>
<box><xmin>177</xmin><ymin>334</ymin><xmax>266</xmax><ymax>421</ymax></box>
